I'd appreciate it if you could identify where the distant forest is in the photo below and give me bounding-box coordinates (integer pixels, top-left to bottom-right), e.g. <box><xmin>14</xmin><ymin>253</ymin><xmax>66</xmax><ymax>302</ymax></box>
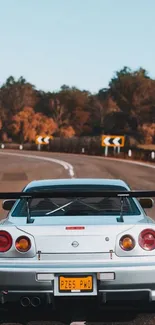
<box><xmin>0</xmin><ymin>66</ymin><xmax>155</xmax><ymax>145</ymax></box>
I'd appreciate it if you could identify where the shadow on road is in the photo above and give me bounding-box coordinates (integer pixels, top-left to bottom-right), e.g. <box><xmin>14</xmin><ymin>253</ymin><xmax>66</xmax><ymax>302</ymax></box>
<box><xmin>1</xmin><ymin>304</ymin><xmax>155</xmax><ymax>325</ymax></box>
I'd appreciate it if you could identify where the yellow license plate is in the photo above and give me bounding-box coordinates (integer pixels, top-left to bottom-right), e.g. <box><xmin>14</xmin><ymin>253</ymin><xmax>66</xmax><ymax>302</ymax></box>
<box><xmin>59</xmin><ymin>276</ymin><xmax>93</xmax><ymax>292</ymax></box>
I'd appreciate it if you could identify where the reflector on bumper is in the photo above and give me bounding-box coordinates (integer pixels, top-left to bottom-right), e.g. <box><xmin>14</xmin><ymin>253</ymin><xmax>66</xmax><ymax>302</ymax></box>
<box><xmin>37</xmin><ymin>273</ymin><xmax>54</xmax><ymax>281</ymax></box>
<box><xmin>97</xmin><ymin>272</ymin><xmax>115</xmax><ymax>280</ymax></box>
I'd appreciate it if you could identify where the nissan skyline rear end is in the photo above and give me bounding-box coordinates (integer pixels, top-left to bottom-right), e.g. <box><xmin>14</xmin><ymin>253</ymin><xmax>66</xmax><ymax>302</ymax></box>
<box><xmin>0</xmin><ymin>180</ymin><xmax>155</xmax><ymax>319</ymax></box>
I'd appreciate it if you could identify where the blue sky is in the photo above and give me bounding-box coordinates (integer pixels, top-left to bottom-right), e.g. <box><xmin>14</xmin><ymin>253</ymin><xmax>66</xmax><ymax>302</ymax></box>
<box><xmin>0</xmin><ymin>0</ymin><xmax>155</xmax><ymax>93</ymax></box>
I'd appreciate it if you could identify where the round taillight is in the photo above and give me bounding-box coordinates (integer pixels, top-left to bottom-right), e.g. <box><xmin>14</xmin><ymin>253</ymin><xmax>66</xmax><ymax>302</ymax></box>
<box><xmin>0</xmin><ymin>231</ymin><xmax>12</xmax><ymax>252</ymax></box>
<box><xmin>139</xmin><ymin>229</ymin><xmax>155</xmax><ymax>251</ymax></box>
<box><xmin>119</xmin><ymin>235</ymin><xmax>135</xmax><ymax>251</ymax></box>
<box><xmin>15</xmin><ymin>236</ymin><xmax>31</xmax><ymax>252</ymax></box>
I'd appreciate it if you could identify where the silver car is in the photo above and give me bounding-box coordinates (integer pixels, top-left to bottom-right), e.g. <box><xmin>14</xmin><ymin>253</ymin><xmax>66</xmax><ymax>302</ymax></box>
<box><xmin>0</xmin><ymin>178</ymin><xmax>155</xmax><ymax>322</ymax></box>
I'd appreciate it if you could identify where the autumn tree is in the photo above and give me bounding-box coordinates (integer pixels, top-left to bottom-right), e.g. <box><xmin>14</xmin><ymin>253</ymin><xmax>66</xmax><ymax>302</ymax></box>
<box><xmin>0</xmin><ymin>66</ymin><xmax>155</xmax><ymax>144</ymax></box>
<box><xmin>58</xmin><ymin>86</ymin><xmax>91</xmax><ymax>135</ymax></box>
<box><xmin>9</xmin><ymin>107</ymin><xmax>57</xmax><ymax>143</ymax></box>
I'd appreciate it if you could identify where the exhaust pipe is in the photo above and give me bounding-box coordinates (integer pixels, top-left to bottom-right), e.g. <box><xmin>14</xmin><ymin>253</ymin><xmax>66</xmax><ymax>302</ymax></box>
<box><xmin>20</xmin><ymin>296</ymin><xmax>30</xmax><ymax>307</ymax></box>
<box><xmin>31</xmin><ymin>296</ymin><xmax>41</xmax><ymax>307</ymax></box>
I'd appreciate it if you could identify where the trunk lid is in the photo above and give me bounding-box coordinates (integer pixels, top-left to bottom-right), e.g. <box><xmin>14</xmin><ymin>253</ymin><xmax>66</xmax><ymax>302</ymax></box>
<box><xmin>16</xmin><ymin>221</ymin><xmax>136</xmax><ymax>253</ymax></box>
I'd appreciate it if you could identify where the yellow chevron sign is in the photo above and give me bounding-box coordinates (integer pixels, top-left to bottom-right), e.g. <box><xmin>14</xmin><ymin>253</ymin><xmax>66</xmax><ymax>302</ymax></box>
<box><xmin>35</xmin><ymin>135</ymin><xmax>53</xmax><ymax>145</ymax></box>
<box><xmin>101</xmin><ymin>135</ymin><xmax>125</xmax><ymax>147</ymax></box>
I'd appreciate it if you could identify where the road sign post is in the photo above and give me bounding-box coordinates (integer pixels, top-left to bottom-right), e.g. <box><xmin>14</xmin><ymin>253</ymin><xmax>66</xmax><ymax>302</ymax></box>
<box><xmin>117</xmin><ymin>146</ymin><xmax>121</xmax><ymax>154</ymax></box>
<box><xmin>105</xmin><ymin>146</ymin><xmax>108</xmax><ymax>156</ymax></box>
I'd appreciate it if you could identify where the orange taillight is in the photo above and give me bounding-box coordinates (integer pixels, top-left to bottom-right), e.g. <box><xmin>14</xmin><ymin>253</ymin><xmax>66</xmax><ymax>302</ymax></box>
<box><xmin>15</xmin><ymin>236</ymin><xmax>31</xmax><ymax>252</ymax></box>
<box><xmin>119</xmin><ymin>235</ymin><xmax>135</xmax><ymax>251</ymax></box>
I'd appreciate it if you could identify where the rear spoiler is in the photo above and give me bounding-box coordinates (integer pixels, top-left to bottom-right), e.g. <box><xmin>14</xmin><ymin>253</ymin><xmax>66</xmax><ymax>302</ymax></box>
<box><xmin>1</xmin><ymin>190</ymin><xmax>154</xmax><ymax>224</ymax></box>
<box><xmin>0</xmin><ymin>190</ymin><xmax>154</xmax><ymax>199</ymax></box>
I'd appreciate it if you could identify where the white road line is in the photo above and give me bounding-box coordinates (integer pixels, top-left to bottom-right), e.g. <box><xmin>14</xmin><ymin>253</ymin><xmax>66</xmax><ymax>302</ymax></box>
<box><xmin>1</xmin><ymin>150</ymin><xmax>155</xmax><ymax>181</ymax></box>
<box><xmin>41</xmin><ymin>151</ymin><xmax>155</xmax><ymax>171</ymax></box>
<box><xmin>96</xmin><ymin>156</ymin><xmax>155</xmax><ymax>169</ymax></box>
<box><xmin>69</xmin><ymin>152</ymin><xmax>155</xmax><ymax>170</ymax></box>
<box><xmin>0</xmin><ymin>151</ymin><xmax>75</xmax><ymax>178</ymax></box>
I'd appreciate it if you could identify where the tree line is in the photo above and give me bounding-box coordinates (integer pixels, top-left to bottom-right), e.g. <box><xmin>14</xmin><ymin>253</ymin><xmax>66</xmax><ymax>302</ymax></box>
<box><xmin>0</xmin><ymin>66</ymin><xmax>155</xmax><ymax>145</ymax></box>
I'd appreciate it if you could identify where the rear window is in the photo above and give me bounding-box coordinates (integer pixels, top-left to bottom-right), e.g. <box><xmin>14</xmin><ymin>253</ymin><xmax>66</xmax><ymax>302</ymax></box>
<box><xmin>11</xmin><ymin>184</ymin><xmax>141</xmax><ymax>217</ymax></box>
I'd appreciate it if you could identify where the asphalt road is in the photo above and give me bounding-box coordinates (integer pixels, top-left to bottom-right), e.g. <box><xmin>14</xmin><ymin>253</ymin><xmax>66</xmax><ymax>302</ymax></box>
<box><xmin>1</xmin><ymin>149</ymin><xmax>155</xmax><ymax>325</ymax></box>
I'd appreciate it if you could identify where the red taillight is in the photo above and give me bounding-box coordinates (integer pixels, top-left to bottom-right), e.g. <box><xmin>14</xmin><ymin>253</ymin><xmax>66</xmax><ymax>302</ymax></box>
<box><xmin>139</xmin><ymin>229</ymin><xmax>155</xmax><ymax>251</ymax></box>
<box><xmin>15</xmin><ymin>236</ymin><xmax>31</xmax><ymax>252</ymax></box>
<box><xmin>0</xmin><ymin>231</ymin><xmax>12</xmax><ymax>252</ymax></box>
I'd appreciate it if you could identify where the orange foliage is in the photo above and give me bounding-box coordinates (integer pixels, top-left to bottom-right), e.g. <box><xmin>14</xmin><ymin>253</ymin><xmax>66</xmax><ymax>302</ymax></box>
<box><xmin>1</xmin><ymin>69</ymin><xmax>155</xmax><ymax>144</ymax></box>
<box><xmin>60</xmin><ymin>126</ymin><xmax>75</xmax><ymax>138</ymax></box>
<box><xmin>139</xmin><ymin>123</ymin><xmax>155</xmax><ymax>144</ymax></box>
<box><xmin>10</xmin><ymin>107</ymin><xmax>57</xmax><ymax>142</ymax></box>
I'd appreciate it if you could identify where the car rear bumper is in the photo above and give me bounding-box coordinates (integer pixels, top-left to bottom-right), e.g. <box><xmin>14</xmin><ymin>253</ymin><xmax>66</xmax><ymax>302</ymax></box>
<box><xmin>1</xmin><ymin>261</ymin><xmax>155</xmax><ymax>304</ymax></box>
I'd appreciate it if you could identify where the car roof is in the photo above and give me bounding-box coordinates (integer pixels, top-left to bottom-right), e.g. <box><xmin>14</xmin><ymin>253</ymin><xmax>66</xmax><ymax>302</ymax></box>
<box><xmin>24</xmin><ymin>178</ymin><xmax>130</xmax><ymax>190</ymax></box>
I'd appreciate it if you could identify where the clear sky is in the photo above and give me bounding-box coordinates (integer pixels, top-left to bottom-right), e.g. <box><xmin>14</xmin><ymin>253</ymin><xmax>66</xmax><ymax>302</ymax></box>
<box><xmin>0</xmin><ymin>0</ymin><xmax>155</xmax><ymax>93</ymax></box>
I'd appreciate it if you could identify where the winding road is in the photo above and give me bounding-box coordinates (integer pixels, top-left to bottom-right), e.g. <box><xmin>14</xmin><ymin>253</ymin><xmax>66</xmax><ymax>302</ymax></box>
<box><xmin>1</xmin><ymin>149</ymin><xmax>155</xmax><ymax>324</ymax></box>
